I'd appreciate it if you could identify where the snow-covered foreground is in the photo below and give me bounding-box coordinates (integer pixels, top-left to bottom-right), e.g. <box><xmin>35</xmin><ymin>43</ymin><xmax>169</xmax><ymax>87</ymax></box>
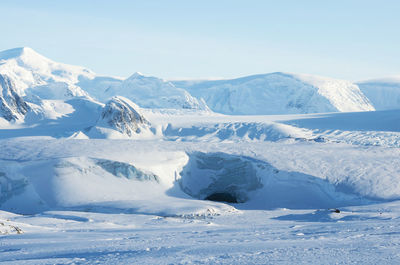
<box><xmin>1</xmin><ymin>202</ymin><xmax>400</xmax><ymax>264</ymax></box>
<box><xmin>0</xmin><ymin>131</ymin><xmax>400</xmax><ymax>263</ymax></box>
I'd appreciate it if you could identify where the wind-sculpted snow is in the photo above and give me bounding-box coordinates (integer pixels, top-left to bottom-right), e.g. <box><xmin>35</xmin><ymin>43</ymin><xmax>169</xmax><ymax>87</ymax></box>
<box><xmin>173</xmin><ymin>72</ymin><xmax>374</xmax><ymax>115</ymax></box>
<box><xmin>0</xmin><ymin>157</ymin><xmax>161</xmax><ymax>214</ymax></box>
<box><xmin>0</xmin><ymin>74</ymin><xmax>30</xmax><ymax>122</ymax></box>
<box><xmin>179</xmin><ymin>152</ymin><xmax>370</xmax><ymax>209</ymax></box>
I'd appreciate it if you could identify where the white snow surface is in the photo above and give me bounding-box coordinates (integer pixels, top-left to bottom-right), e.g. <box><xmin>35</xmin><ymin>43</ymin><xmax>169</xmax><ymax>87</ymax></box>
<box><xmin>1</xmin><ymin>132</ymin><xmax>400</xmax><ymax>263</ymax></box>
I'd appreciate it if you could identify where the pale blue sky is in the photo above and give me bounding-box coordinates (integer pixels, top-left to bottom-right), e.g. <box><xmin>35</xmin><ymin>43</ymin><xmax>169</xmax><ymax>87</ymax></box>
<box><xmin>2</xmin><ymin>0</ymin><xmax>399</xmax><ymax>80</ymax></box>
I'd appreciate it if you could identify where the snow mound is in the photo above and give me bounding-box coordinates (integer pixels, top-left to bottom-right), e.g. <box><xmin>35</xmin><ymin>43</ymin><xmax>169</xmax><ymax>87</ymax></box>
<box><xmin>179</xmin><ymin>152</ymin><xmax>372</xmax><ymax>209</ymax></box>
<box><xmin>0</xmin><ymin>156</ymin><xmax>234</xmax><ymax>216</ymax></box>
<box><xmin>357</xmin><ymin>77</ymin><xmax>400</xmax><ymax>110</ymax></box>
<box><xmin>0</xmin><ymin>47</ymin><xmax>94</xmax><ymax>98</ymax></box>
<box><xmin>0</xmin><ymin>74</ymin><xmax>30</xmax><ymax>122</ymax></box>
<box><xmin>104</xmin><ymin>72</ymin><xmax>210</xmax><ymax>110</ymax></box>
<box><xmin>173</xmin><ymin>72</ymin><xmax>374</xmax><ymax>115</ymax></box>
<box><xmin>0</xmin><ymin>157</ymin><xmax>160</xmax><ymax>214</ymax></box>
<box><xmin>88</xmin><ymin>96</ymin><xmax>153</xmax><ymax>138</ymax></box>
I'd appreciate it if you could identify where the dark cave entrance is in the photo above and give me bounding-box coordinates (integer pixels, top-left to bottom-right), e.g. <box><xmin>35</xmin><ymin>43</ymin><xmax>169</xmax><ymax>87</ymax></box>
<box><xmin>205</xmin><ymin>192</ymin><xmax>239</xmax><ymax>203</ymax></box>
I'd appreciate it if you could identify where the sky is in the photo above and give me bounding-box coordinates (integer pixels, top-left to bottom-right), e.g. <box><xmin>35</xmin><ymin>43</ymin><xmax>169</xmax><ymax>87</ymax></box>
<box><xmin>1</xmin><ymin>0</ymin><xmax>400</xmax><ymax>81</ymax></box>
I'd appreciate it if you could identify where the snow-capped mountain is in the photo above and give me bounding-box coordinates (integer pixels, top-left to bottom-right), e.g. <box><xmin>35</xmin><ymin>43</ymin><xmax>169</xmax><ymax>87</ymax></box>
<box><xmin>103</xmin><ymin>72</ymin><xmax>209</xmax><ymax>110</ymax></box>
<box><xmin>173</xmin><ymin>72</ymin><xmax>375</xmax><ymax>115</ymax></box>
<box><xmin>88</xmin><ymin>96</ymin><xmax>152</xmax><ymax>138</ymax></box>
<box><xmin>0</xmin><ymin>47</ymin><xmax>93</xmax><ymax>99</ymax></box>
<box><xmin>0</xmin><ymin>47</ymin><xmax>210</xmax><ymax>111</ymax></box>
<box><xmin>0</xmin><ymin>74</ymin><xmax>30</xmax><ymax>122</ymax></box>
<box><xmin>357</xmin><ymin>77</ymin><xmax>400</xmax><ymax>110</ymax></box>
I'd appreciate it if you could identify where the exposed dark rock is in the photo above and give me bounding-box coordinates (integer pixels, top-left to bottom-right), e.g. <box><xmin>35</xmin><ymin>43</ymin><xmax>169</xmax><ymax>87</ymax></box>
<box><xmin>97</xmin><ymin>96</ymin><xmax>150</xmax><ymax>136</ymax></box>
<box><xmin>0</xmin><ymin>74</ymin><xmax>30</xmax><ymax>121</ymax></box>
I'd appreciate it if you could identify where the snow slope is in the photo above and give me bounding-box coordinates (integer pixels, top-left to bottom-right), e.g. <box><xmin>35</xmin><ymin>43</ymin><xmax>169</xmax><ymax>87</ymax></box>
<box><xmin>173</xmin><ymin>72</ymin><xmax>375</xmax><ymax>115</ymax></box>
<box><xmin>358</xmin><ymin>76</ymin><xmax>400</xmax><ymax>110</ymax></box>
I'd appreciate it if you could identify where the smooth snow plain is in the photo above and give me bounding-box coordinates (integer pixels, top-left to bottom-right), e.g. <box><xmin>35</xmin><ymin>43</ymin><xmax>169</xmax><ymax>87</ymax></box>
<box><xmin>1</xmin><ymin>109</ymin><xmax>400</xmax><ymax>264</ymax></box>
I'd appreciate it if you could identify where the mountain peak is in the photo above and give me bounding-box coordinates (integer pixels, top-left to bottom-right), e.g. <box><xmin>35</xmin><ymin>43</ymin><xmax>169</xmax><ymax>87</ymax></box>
<box><xmin>126</xmin><ymin>72</ymin><xmax>147</xmax><ymax>80</ymax></box>
<box><xmin>0</xmin><ymin>47</ymin><xmax>43</xmax><ymax>61</ymax></box>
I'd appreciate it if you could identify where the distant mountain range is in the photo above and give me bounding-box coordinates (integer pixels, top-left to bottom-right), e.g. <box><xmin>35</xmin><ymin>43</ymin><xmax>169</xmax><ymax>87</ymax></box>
<box><xmin>1</xmin><ymin>46</ymin><xmax>399</xmax><ymax>137</ymax></box>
